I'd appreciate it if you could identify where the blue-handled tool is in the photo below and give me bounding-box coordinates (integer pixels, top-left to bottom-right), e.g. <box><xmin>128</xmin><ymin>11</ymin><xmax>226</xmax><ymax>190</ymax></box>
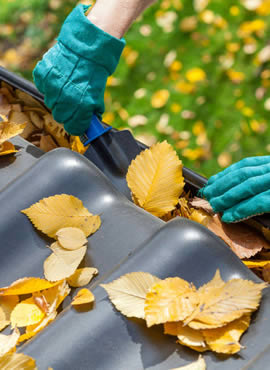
<box><xmin>80</xmin><ymin>114</ymin><xmax>112</xmax><ymax>146</ymax></box>
<box><xmin>80</xmin><ymin>114</ymin><xmax>143</xmax><ymax>198</ymax></box>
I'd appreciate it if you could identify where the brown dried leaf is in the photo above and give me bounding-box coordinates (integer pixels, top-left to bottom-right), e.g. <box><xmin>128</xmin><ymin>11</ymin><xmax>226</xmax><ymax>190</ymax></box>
<box><xmin>207</xmin><ymin>214</ymin><xmax>268</xmax><ymax>259</ymax></box>
<box><xmin>190</xmin><ymin>197</ymin><xmax>214</xmax><ymax>214</ymax></box>
<box><xmin>262</xmin><ymin>263</ymin><xmax>270</xmax><ymax>283</ymax></box>
<box><xmin>39</xmin><ymin>135</ymin><xmax>58</xmax><ymax>152</ymax></box>
<box><xmin>0</xmin><ymin>141</ymin><xmax>17</xmax><ymax>156</ymax></box>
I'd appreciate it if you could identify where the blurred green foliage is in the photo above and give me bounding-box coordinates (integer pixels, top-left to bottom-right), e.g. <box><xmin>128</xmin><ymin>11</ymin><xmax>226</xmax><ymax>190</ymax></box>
<box><xmin>1</xmin><ymin>0</ymin><xmax>270</xmax><ymax>177</ymax></box>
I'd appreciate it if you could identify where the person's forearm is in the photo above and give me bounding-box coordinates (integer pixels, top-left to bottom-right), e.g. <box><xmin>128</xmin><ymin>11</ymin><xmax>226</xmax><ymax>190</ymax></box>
<box><xmin>87</xmin><ymin>0</ymin><xmax>157</xmax><ymax>39</ymax></box>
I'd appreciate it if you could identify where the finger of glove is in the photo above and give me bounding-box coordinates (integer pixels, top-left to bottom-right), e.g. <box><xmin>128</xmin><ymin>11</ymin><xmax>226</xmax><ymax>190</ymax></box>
<box><xmin>211</xmin><ymin>169</ymin><xmax>270</xmax><ymax>212</ymax></box>
<box><xmin>42</xmin><ymin>51</ymin><xmax>79</xmax><ymax>111</ymax></box>
<box><xmin>33</xmin><ymin>44</ymin><xmax>61</xmax><ymax>95</ymax></box>
<box><xmin>62</xmin><ymin>74</ymin><xmax>106</xmax><ymax>135</ymax></box>
<box><xmin>52</xmin><ymin>79</ymin><xmax>86</xmax><ymax>124</ymax></box>
<box><xmin>221</xmin><ymin>189</ymin><xmax>270</xmax><ymax>223</ymax></box>
<box><xmin>207</xmin><ymin>156</ymin><xmax>270</xmax><ymax>186</ymax></box>
<box><xmin>202</xmin><ymin>162</ymin><xmax>270</xmax><ymax>205</ymax></box>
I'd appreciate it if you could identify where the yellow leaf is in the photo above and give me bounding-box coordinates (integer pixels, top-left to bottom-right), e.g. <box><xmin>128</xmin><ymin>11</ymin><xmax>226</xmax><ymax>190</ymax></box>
<box><xmin>72</xmin><ymin>288</ymin><xmax>95</xmax><ymax>305</ymax></box>
<box><xmin>0</xmin><ymin>296</ymin><xmax>19</xmax><ymax>331</ymax></box>
<box><xmin>19</xmin><ymin>281</ymin><xmax>70</xmax><ymax>343</ymax></box>
<box><xmin>190</xmin><ymin>209</ymin><xmax>210</xmax><ymax>226</ymax></box>
<box><xmin>243</xmin><ymin>260</ymin><xmax>270</xmax><ymax>268</ymax></box>
<box><xmin>70</xmin><ymin>136</ymin><xmax>88</xmax><ymax>155</ymax></box>
<box><xmin>67</xmin><ymin>267</ymin><xmax>98</xmax><ymax>288</ymax></box>
<box><xmin>10</xmin><ymin>297</ymin><xmax>45</xmax><ymax>328</ymax></box>
<box><xmin>185</xmin><ymin>270</ymin><xmax>267</xmax><ymax>329</ymax></box>
<box><xmin>0</xmin><ymin>352</ymin><xmax>37</xmax><ymax>369</ymax></box>
<box><xmin>164</xmin><ymin>322</ymin><xmax>207</xmax><ymax>350</ymax></box>
<box><xmin>151</xmin><ymin>89</ymin><xmax>170</xmax><ymax>108</ymax></box>
<box><xmin>171</xmin><ymin>355</ymin><xmax>206</xmax><ymax>370</ymax></box>
<box><xmin>21</xmin><ymin>194</ymin><xmax>101</xmax><ymax>238</ymax></box>
<box><xmin>101</xmin><ymin>272</ymin><xmax>161</xmax><ymax>319</ymax></box>
<box><xmin>0</xmin><ymin>141</ymin><xmax>17</xmax><ymax>156</ymax></box>
<box><xmin>186</xmin><ymin>68</ymin><xmax>206</xmax><ymax>83</ymax></box>
<box><xmin>49</xmin><ymin>241</ymin><xmax>87</xmax><ymax>265</ymax></box>
<box><xmin>202</xmin><ymin>314</ymin><xmax>251</xmax><ymax>354</ymax></box>
<box><xmin>0</xmin><ymin>277</ymin><xmax>60</xmax><ymax>296</ymax></box>
<box><xmin>127</xmin><ymin>141</ymin><xmax>184</xmax><ymax>217</ymax></box>
<box><xmin>144</xmin><ymin>277</ymin><xmax>198</xmax><ymax>327</ymax></box>
<box><xmin>56</xmin><ymin>227</ymin><xmax>88</xmax><ymax>250</ymax></box>
<box><xmin>44</xmin><ymin>246</ymin><xmax>87</xmax><ymax>282</ymax></box>
<box><xmin>0</xmin><ymin>328</ymin><xmax>20</xmax><ymax>357</ymax></box>
<box><xmin>0</xmin><ymin>120</ymin><xmax>26</xmax><ymax>145</ymax></box>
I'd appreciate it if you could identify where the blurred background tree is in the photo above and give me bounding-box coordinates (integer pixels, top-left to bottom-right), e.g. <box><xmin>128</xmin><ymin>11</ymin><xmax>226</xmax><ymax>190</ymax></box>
<box><xmin>1</xmin><ymin>0</ymin><xmax>270</xmax><ymax>177</ymax></box>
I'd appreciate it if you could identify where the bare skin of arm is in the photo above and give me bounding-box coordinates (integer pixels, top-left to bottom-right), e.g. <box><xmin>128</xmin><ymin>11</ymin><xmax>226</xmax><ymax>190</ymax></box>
<box><xmin>87</xmin><ymin>0</ymin><xmax>157</xmax><ymax>38</ymax></box>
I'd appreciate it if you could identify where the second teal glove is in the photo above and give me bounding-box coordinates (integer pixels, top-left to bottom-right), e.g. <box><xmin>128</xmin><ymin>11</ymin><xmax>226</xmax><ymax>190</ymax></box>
<box><xmin>200</xmin><ymin>156</ymin><xmax>270</xmax><ymax>223</ymax></box>
<box><xmin>33</xmin><ymin>4</ymin><xmax>126</xmax><ymax>135</ymax></box>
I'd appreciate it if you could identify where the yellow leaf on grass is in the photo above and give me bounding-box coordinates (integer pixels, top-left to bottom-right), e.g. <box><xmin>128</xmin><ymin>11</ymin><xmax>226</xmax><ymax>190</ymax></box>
<box><xmin>186</xmin><ymin>270</ymin><xmax>267</xmax><ymax>329</ymax></box>
<box><xmin>21</xmin><ymin>194</ymin><xmax>101</xmax><ymax>238</ymax></box>
<box><xmin>151</xmin><ymin>89</ymin><xmax>170</xmax><ymax>108</ymax></box>
<box><xmin>44</xmin><ymin>245</ymin><xmax>87</xmax><ymax>281</ymax></box>
<box><xmin>0</xmin><ymin>277</ymin><xmax>60</xmax><ymax>296</ymax></box>
<box><xmin>202</xmin><ymin>314</ymin><xmax>251</xmax><ymax>354</ymax></box>
<box><xmin>144</xmin><ymin>277</ymin><xmax>198</xmax><ymax>327</ymax></box>
<box><xmin>171</xmin><ymin>355</ymin><xmax>206</xmax><ymax>370</ymax></box>
<box><xmin>0</xmin><ymin>296</ymin><xmax>19</xmax><ymax>331</ymax></box>
<box><xmin>67</xmin><ymin>267</ymin><xmax>98</xmax><ymax>287</ymax></box>
<box><xmin>10</xmin><ymin>297</ymin><xmax>45</xmax><ymax>328</ymax></box>
<box><xmin>126</xmin><ymin>141</ymin><xmax>184</xmax><ymax>217</ymax></box>
<box><xmin>72</xmin><ymin>288</ymin><xmax>95</xmax><ymax>305</ymax></box>
<box><xmin>164</xmin><ymin>322</ymin><xmax>208</xmax><ymax>351</ymax></box>
<box><xmin>0</xmin><ymin>120</ymin><xmax>25</xmax><ymax>145</ymax></box>
<box><xmin>0</xmin><ymin>328</ymin><xmax>20</xmax><ymax>357</ymax></box>
<box><xmin>0</xmin><ymin>141</ymin><xmax>17</xmax><ymax>156</ymax></box>
<box><xmin>101</xmin><ymin>272</ymin><xmax>161</xmax><ymax>319</ymax></box>
<box><xmin>56</xmin><ymin>227</ymin><xmax>88</xmax><ymax>250</ymax></box>
<box><xmin>0</xmin><ymin>352</ymin><xmax>37</xmax><ymax>369</ymax></box>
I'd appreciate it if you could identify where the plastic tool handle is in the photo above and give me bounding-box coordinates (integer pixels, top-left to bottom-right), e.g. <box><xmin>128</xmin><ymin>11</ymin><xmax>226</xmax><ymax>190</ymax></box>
<box><xmin>80</xmin><ymin>114</ymin><xmax>112</xmax><ymax>146</ymax></box>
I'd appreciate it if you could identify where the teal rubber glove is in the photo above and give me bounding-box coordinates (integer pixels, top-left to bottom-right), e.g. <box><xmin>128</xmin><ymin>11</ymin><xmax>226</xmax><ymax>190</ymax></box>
<box><xmin>33</xmin><ymin>4</ymin><xmax>126</xmax><ymax>135</ymax></box>
<box><xmin>200</xmin><ymin>156</ymin><xmax>270</xmax><ymax>223</ymax></box>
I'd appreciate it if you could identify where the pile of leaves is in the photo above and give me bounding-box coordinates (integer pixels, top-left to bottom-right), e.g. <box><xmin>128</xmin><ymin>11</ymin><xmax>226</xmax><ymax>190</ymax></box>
<box><xmin>126</xmin><ymin>140</ymin><xmax>270</xmax><ymax>282</ymax></box>
<box><xmin>102</xmin><ymin>270</ymin><xmax>267</xmax><ymax>355</ymax></box>
<box><xmin>0</xmin><ymin>194</ymin><xmax>100</xmax><ymax>367</ymax></box>
<box><xmin>0</xmin><ymin>81</ymin><xmax>87</xmax><ymax>155</ymax></box>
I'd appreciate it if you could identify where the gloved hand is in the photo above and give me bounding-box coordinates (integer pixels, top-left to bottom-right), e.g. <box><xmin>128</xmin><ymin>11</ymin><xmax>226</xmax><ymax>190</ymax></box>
<box><xmin>199</xmin><ymin>156</ymin><xmax>270</xmax><ymax>223</ymax></box>
<box><xmin>33</xmin><ymin>4</ymin><xmax>126</xmax><ymax>135</ymax></box>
